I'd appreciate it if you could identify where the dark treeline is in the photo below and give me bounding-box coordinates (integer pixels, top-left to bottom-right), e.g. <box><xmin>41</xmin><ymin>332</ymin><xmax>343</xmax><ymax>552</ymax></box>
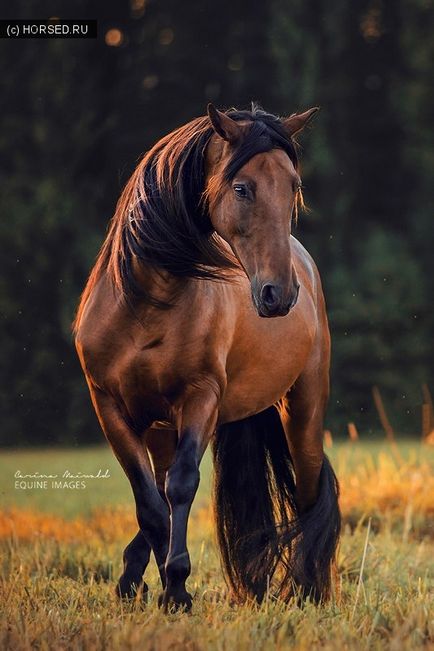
<box><xmin>0</xmin><ymin>0</ymin><xmax>432</xmax><ymax>445</ymax></box>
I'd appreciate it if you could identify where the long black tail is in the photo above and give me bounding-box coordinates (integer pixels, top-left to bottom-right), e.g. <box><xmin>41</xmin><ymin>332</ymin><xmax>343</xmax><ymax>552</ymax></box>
<box><xmin>212</xmin><ymin>406</ymin><xmax>340</xmax><ymax>603</ymax></box>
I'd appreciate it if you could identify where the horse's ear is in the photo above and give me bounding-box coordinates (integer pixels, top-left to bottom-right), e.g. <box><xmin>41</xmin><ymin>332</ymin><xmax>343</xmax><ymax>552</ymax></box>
<box><xmin>207</xmin><ymin>103</ymin><xmax>241</xmax><ymax>144</ymax></box>
<box><xmin>283</xmin><ymin>107</ymin><xmax>319</xmax><ymax>137</ymax></box>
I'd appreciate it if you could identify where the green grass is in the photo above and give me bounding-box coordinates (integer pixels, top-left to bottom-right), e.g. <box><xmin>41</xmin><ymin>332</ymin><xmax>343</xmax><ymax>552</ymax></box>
<box><xmin>0</xmin><ymin>445</ymin><xmax>214</xmax><ymax>518</ymax></box>
<box><xmin>2</xmin><ymin>440</ymin><xmax>431</xmax><ymax>517</ymax></box>
<box><xmin>0</xmin><ymin>440</ymin><xmax>433</xmax><ymax>650</ymax></box>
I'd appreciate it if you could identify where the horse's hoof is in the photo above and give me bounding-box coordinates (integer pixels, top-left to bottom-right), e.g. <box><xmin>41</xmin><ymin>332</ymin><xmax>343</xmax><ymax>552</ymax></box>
<box><xmin>115</xmin><ymin>578</ymin><xmax>148</xmax><ymax>603</ymax></box>
<box><xmin>158</xmin><ymin>589</ymin><xmax>193</xmax><ymax>613</ymax></box>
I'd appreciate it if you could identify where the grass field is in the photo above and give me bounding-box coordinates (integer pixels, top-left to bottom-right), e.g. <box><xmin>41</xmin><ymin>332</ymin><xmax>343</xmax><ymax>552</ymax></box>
<box><xmin>0</xmin><ymin>440</ymin><xmax>433</xmax><ymax>650</ymax></box>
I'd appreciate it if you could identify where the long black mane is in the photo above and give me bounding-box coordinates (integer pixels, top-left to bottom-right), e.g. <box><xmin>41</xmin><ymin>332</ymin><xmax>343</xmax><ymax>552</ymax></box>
<box><xmin>74</xmin><ymin>107</ymin><xmax>300</xmax><ymax>323</ymax></box>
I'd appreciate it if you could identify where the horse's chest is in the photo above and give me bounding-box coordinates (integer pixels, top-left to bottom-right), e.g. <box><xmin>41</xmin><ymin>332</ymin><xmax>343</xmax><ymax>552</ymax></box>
<box><xmin>117</xmin><ymin>332</ymin><xmax>218</xmax><ymax>410</ymax></box>
<box><xmin>220</xmin><ymin>309</ymin><xmax>316</xmax><ymax>422</ymax></box>
<box><xmin>92</xmin><ymin>286</ymin><xmax>316</xmax><ymax>426</ymax></box>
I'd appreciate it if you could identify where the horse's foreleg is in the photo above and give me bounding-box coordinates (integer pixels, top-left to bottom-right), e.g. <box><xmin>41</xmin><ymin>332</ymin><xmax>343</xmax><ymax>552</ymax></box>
<box><xmin>88</xmin><ymin>387</ymin><xmax>170</xmax><ymax>599</ymax></box>
<box><xmin>117</xmin><ymin>427</ymin><xmax>177</xmax><ymax>600</ymax></box>
<box><xmin>281</xmin><ymin>377</ymin><xmax>326</xmax><ymax>512</ymax></box>
<box><xmin>160</xmin><ymin>390</ymin><xmax>219</xmax><ymax>612</ymax></box>
<box><xmin>281</xmin><ymin>359</ymin><xmax>340</xmax><ymax>600</ymax></box>
<box><xmin>117</xmin><ymin>530</ymin><xmax>151</xmax><ymax>599</ymax></box>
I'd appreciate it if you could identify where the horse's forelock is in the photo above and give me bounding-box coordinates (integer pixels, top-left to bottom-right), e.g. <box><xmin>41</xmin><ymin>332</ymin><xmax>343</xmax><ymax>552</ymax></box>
<box><xmin>204</xmin><ymin>109</ymin><xmax>299</xmax><ymax>211</ymax></box>
<box><xmin>223</xmin><ymin>109</ymin><xmax>299</xmax><ymax>181</ymax></box>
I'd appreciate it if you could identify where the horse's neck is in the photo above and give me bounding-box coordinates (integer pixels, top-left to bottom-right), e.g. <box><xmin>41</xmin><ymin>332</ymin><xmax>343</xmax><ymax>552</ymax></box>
<box><xmin>131</xmin><ymin>255</ymin><xmax>187</xmax><ymax>302</ymax></box>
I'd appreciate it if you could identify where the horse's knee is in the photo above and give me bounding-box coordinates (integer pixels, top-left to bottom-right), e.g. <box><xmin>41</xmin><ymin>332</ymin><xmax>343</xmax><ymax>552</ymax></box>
<box><xmin>166</xmin><ymin>458</ymin><xmax>200</xmax><ymax>506</ymax></box>
<box><xmin>136</xmin><ymin>495</ymin><xmax>169</xmax><ymax>540</ymax></box>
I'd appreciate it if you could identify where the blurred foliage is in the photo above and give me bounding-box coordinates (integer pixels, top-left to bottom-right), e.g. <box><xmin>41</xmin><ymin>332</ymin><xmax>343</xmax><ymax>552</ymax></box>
<box><xmin>0</xmin><ymin>0</ymin><xmax>432</xmax><ymax>445</ymax></box>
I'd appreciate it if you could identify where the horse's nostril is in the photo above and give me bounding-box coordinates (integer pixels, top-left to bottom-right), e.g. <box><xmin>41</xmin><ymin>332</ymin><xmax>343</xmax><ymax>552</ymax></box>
<box><xmin>261</xmin><ymin>283</ymin><xmax>281</xmax><ymax>309</ymax></box>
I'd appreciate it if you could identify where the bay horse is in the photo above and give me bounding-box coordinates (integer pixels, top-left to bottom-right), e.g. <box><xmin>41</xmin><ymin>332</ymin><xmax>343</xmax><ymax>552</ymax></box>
<box><xmin>74</xmin><ymin>104</ymin><xmax>340</xmax><ymax>611</ymax></box>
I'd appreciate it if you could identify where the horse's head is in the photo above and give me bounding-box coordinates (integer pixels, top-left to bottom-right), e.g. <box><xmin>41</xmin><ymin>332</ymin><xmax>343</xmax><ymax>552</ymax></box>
<box><xmin>205</xmin><ymin>105</ymin><xmax>317</xmax><ymax>318</ymax></box>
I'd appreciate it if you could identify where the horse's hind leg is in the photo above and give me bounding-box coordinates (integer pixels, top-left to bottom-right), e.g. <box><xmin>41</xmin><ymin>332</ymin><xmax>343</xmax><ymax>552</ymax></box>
<box><xmin>144</xmin><ymin>427</ymin><xmax>177</xmax><ymax>502</ymax></box>
<box><xmin>88</xmin><ymin>387</ymin><xmax>170</xmax><ymax>599</ymax></box>
<box><xmin>280</xmin><ymin>354</ymin><xmax>340</xmax><ymax>600</ymax></box>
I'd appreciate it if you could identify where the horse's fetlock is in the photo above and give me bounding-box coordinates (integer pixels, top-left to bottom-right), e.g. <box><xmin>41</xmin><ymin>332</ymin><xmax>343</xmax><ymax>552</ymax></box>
<box><xmin>166</xmin><ymin>553</ymin><xmax>191</xmax><ymax>583</ymax></box>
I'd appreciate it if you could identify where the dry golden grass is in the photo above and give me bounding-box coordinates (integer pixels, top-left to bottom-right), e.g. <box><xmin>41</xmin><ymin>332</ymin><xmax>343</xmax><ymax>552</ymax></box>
<box><xmin>0</xmin><ymin>441</ymin><xmax>433</xmax><ymax>650</ymax></box>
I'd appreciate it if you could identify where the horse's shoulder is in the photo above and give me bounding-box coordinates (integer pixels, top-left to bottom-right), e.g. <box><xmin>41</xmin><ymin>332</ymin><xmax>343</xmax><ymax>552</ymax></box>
<box><xmin>74</xmin><ymin>274</ymin><xmax>121</xmax><ymax>358</ymax></box>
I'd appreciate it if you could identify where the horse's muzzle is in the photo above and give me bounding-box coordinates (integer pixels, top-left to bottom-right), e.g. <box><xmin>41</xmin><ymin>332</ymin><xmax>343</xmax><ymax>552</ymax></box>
<box><xmin>254</xmin><ymin>282</ymin><xmax>300</xmax><ymax>318</ymax></box>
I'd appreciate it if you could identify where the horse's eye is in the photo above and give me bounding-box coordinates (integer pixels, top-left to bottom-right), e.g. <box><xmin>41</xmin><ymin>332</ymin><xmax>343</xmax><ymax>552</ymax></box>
<box><xmin>233</xmin><ymin>184</ymin><xmax>248</xmax><ymax>198</ymax></box>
